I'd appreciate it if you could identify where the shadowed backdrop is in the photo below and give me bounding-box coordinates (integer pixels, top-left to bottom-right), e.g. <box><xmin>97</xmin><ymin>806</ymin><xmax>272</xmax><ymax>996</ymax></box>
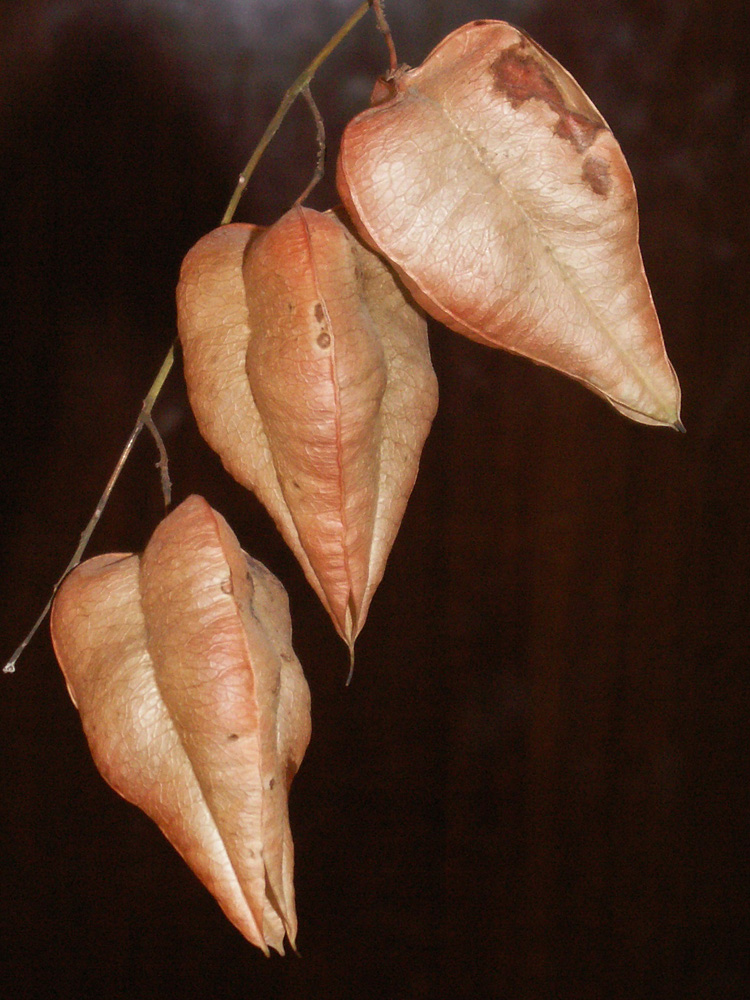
<box><xmin>1</xmin><ymin>1</ymin><xmax>748</xmax><ymax>997</ymax></box>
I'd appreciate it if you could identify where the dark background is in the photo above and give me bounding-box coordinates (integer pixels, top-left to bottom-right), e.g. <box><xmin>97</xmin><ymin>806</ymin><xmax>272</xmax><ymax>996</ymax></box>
<box><xmin>1</xmin><ymin>1</ymin><xmax>748</xmax><ymax>997</ymax></box>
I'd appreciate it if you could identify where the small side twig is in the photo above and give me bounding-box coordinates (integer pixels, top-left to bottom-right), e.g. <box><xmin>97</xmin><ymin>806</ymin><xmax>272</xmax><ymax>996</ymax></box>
<box><xmin>295</xmin><ymin>85</ymin><xmax>327</xmax><ymax>206</ymax></box>
<box><xmin>372</xmin><ymin>0</ymin><xmax>399</xmax><ymax>75</ymax></box>
<box><xmin>143</xmin><ymin>411</ymin><xmax>172</xmax><ymax>508</ymax></box>
<box><xmin>3</xmin><ymin>346</ymin><xmax>175</xmax><ymax>673</ymax></box>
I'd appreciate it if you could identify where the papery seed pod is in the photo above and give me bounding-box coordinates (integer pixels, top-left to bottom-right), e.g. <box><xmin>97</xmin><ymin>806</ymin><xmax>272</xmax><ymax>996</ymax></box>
<box><xmin>50</xmin><ymin>495</ymin><xmax>311</xmax><ymax>955</ymax></box>
<box><xmin>177</xmin><ymin>208</ymin><xmax>438</xmax><ymax>651</ymax></box>
<box><xmin>337</xmin><ymin>20</ymin><xmax>681</xmax><ymax>428</ymax></box>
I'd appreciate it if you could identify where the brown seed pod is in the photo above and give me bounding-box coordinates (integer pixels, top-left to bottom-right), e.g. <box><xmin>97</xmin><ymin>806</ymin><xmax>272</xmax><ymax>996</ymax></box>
<box><xmin>337</xmin><ymin>20</ymin><xmax>681</xmax><ymax>427</ymax></box>
<box><xmin>177</xmin><ymin>208</ymin><xmax>438</xmax><ymax>650</ymax></box>
<box><xmin>50</xmin><ymin>495</ymin><xmax>311</xmax><ymax>954</ymax></box>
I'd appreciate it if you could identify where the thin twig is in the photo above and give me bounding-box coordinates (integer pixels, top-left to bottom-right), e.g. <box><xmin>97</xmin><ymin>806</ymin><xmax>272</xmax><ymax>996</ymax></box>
<box><xmin>372</xmin><ymin>0</ymin><xmax>399</xmax><ymax>75</ymax></box>
<box><xmin>4</xmin><ymin>1</ymin><xmax>380</xmax><ymax>675</ymax></box>
<box><xmin>295</xmin><ymin>85</ymin><xmax>327</xmax><ymax>206</ymax></box>
<box><xmin>3</xmin><ymin>346</ymin><xmax>175</xmax><ymax>673</ymax></box>
<box><xmin>221</xmin><ymin>0</ymin><xmax>372</xmax><ymax>226</ymax></box>
<box><xmin>143</xmin><ymin>411</ymin><xmax>172</xmax><ymax>508</ymax></box>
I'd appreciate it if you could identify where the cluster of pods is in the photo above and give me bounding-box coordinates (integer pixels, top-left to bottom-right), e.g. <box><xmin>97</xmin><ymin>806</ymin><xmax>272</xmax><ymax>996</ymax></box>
<box><xmin>51</xmin><ymin>21</ymin><xmax>680</xmax><ymax>953</ymax></box>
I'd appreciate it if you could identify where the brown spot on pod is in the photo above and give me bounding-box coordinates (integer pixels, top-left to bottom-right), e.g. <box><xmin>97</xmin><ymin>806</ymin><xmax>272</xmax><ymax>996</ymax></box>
<box><xmin>491</xmin><ymin>45</ymin><xmax>603</xmax><ymax>153</ymax></box>
<box><xmin>553</xmin><ymin>111</ymin><xmax>602</xmax><ymax>154</ymax></box>
<box><xmin>582</xmin><ymin>154</ymin><xmax>612</xmax><ymax>197</ymax></box>
<box><xmin>491</xmin><ymin>46</ymin><xmax>561</xmax><ymax>109</ymax></box>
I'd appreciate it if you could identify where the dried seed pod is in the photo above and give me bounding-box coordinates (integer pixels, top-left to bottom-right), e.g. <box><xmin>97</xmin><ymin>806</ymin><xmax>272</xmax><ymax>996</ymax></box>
<box><xmin>50</xmin><ymin>495</ymin><xmax>311</xmax><ymax>955</ymax></box>
<box><xmin>337</xmin><ymin>19</ymin><xmax>681</xmax><ymax>427</ymax></box>
<box><xmin>177</xmin><ymin>208</ymin><xmax>438</xmax><ymax>650</ymax></box>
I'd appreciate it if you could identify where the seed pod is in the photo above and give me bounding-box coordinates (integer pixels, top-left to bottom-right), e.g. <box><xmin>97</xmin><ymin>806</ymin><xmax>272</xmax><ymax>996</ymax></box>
<box><xmin>50</xmin><ymin>495</ymin><xmax>311</xmax><ymax>954</ymax></box>
<box><xmin>337</xmin><ymin>19</ymin><xmax>681</xmax><ymax>427</ymax></box>
<box><xmin>177</xmin><ymin>208</ymin><xmax>438</xmax><ymax>650</ymax></box>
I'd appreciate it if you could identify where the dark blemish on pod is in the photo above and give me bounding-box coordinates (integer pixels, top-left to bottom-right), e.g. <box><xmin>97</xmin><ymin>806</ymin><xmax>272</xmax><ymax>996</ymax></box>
<box><xmin>491</xmin><ymin>47</ymin><xmax>561</xmax><ymax>109</ymax></box>
<box><xmin>314</xmin><ymin>301</ymin><xmax>331</xmax><ymax>348</ymax></box>
<box><xmin>227</xmin><ymin>733</ymin><xmax>239</xmax><ymax>742</ymax></box>
<box><xmin>268</xmin><ymin>778</ymin><xmax>275</xmax><ymax>789</ymax></box>
<box><xmin>554</xmin><ymin>113</ymin><xmax>602</xmax><ymax>154</ymax></box>
<box><xmin>490</xmin><ymin>47</ymin><xmax>603</xmax><ymax>153</ymax></box>
<box><xmin>582</xmin><ymin>154</ymin><xmax>612</xmax><ymax>197</ymax></box>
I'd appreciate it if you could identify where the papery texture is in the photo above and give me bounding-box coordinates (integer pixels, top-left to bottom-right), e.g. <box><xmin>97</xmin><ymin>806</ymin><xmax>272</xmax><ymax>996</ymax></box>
<box><xmin>177</xmin><ymin>209</ymin><xmax>438</xmax><ymax>648</ymax></box>
<box><xmin>50</xmin><ymin>495</ymin><xmax>311</xmax><ymax>954</ymax></box>
<box><xmin>337</xmin><ymin>20</ymin><xmax>681</xmax><ymax>427</ymax></box>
